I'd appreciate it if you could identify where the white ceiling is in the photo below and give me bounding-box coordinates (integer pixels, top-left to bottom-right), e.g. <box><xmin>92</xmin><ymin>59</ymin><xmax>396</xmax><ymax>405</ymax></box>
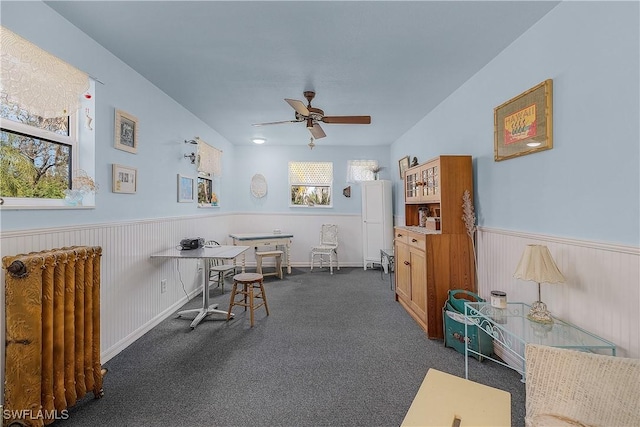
<box><xmin>45</xmin><ymin>1</ymin><xmax>559</xmax><ymax>146</ymax></box>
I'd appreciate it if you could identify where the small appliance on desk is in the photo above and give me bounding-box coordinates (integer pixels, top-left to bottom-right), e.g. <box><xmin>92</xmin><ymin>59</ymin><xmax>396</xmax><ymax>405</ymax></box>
<box><xmin>179</xmin><ymin>237</ymin><xmax>204</xmax><ymax>250</ymax></box>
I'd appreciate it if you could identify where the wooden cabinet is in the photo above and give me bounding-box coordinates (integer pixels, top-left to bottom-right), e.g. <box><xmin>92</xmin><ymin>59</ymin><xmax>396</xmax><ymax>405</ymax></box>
<box><xmin>404</xmin><ymin>155</ymin><xmax>472</xmax><ymax>234</ymax></box>
<box><xmin>395</xmin><ymin>230</ymin><xmax>427</xmax><ymax>321</ymax></box>
<box><xmin>396</xmin><ymin>155</ymin><xmax>475</xmax><ymax>339</ymax></box>
<box><xmin>361</xmin><ymin>180</ymin><xmax>393</xmax><ymax>269</ymax></box>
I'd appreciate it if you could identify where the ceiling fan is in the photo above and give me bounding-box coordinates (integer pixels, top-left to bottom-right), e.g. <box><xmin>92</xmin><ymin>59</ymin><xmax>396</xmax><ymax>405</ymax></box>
<box><xmin>252</xmin><ymin>91</ymin><xmax>371</xmax><ymax>139</ymax></box>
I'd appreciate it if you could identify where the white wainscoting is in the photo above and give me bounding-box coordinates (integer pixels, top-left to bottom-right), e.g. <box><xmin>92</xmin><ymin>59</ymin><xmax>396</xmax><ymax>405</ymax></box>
<box><xmin>0</xmin><ymin>212</ymin><xmax>365</xmax><ymax>402</ymax></box>
<box><xmin>477</xmin><ymin>227</ymin><xmax>640</xmax><ymax>359</ymax></box>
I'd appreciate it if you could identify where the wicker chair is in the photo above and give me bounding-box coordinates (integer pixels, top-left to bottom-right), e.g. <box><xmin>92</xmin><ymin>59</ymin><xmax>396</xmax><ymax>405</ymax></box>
<box><xmin>525</xmin><ymin>344</ymin><xmax>640</xmax><ymax>427</ymax></box>
<box><xmin>310</xmin><ymin>224</ymin><xmax>340</xmax><ymax>275</ymax></box>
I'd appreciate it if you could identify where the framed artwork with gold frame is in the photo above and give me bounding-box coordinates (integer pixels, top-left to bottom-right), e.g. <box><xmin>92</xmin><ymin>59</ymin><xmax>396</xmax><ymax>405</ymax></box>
<box><xmin>494</xmin><ymin>79</ymin><xmax>553</xmax><ymax>161</ymax></box>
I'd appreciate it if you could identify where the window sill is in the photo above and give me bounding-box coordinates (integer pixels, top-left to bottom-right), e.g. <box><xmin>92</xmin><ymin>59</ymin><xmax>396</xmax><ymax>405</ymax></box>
<box><xmin>0</xmin><ymin>204</ymin><xmax>95</xmax><ymax>210</ymax></box>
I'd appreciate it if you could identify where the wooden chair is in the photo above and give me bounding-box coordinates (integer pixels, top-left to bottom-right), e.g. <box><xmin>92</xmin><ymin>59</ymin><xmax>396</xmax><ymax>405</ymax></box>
<box><xmin>227</xmin><ymin>273</ymin><xmax>269</xmax><ymax>327</ymax></box>
<box><xmin>255</xmin><ymin>248</ymin><xmax>284</xmax><ymax>279</ymax></box>
<box><xmin>310</xmin><ymin>224</ymin><xmax>340</xmax><ymax>274</ymax></box>
<box><xmin>205</xmin><ymin>240</ymin><xmax>236</xmax><ymax>294</ymax></box>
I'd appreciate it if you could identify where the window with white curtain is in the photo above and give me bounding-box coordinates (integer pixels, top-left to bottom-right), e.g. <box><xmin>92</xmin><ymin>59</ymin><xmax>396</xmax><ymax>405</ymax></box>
<box><xmin>195</xmin><ymin>138</ymin><xmax>222</xmax><ymax>208</ymax></box>
<box><xmin>346</xmin><ymin>159</ymin><xmax>378</xmax><ymax>182</ymax></box>
<box><xmin>0</xmin><ymin>26</ymin><xmax>95</xmax><ymax>209</ymax></box>
<box><xmin>288</xmin><ymin>161</ymin><xmax>333</xmax><ymax>207</ymax></box>
<box><xmin>347</xmin><ymin>160</ymin><xmax>378</xmax><ymax>182</ymax></box>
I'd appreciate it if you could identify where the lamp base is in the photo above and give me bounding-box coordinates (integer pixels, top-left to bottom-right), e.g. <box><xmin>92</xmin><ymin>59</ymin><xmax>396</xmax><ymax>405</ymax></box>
<box><xmin>527</xmin><ymin>301</ymin><xmax>554</xmax><ymax>324</ymax></box>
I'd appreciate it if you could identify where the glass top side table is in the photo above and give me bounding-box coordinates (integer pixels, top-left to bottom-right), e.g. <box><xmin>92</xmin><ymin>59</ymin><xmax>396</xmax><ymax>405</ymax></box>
<box><xmin>463</xmin><ymin>301</ymin><xmax>616</xmax><ymax>381</ymax></box>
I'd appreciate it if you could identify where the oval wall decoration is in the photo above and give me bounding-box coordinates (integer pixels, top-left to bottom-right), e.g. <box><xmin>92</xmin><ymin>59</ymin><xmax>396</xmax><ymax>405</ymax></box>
<box><xmin>250</xmin><ymin>173</ymin><xmax>267</xmax><ymax>198</ymax></box>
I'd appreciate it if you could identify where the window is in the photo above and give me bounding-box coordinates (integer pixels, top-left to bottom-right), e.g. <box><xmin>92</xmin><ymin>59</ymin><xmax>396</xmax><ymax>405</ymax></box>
<box><xmin>1</xmin><ymin>94</ymin><xmax>76</xmax><ymax>200</ymax></box>
<box><xmin>288</xmin><ymin>161</ymin><xmax>333</xmax><ymax>207</ymax></box>
<box><xmin>0</xmin><ymin>26</ymin><xmax>95</xmax><ymax>209</ymax></box>
<box><xmin>346</xmin><ymin>160</ymin><xmax>378</xmax><ymax>182</ymax></box>
<box><xmin>196</xmin><ymin>138</ymin><xmax>221</xmax><ymax>208</ymax></box>
<box><xmin>0</xmin><ymin>87</ymin><xmax>94</xmax><ymax>208</ymax></box>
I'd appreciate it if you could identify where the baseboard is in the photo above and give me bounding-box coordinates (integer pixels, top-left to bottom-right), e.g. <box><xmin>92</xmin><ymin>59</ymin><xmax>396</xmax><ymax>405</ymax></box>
<box><xmin>100</xmin><ymin>287</ymin><xmax>200</xmax><ymax>363</ymax></box>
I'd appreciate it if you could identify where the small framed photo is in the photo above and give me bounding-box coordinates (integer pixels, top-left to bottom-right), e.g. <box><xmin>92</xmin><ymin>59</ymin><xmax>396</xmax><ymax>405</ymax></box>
<box><xmin>177</xmin><ymin>174</ymin><xmax>195</xmax><ymax>203</ymax></box>
<box><xmin>112</xmin><ymin>164</ymin><xmax>137</xmax><ymax>194</ymax></box>
<box><xmin>114</xmin><ymin>109</ymin><xmax>139</xmax><ymax>154</ymax></box>
<box><xmin>398</xmin><ymin>156</ymin><xmax>410</xmax><ymax>179</ymax></box>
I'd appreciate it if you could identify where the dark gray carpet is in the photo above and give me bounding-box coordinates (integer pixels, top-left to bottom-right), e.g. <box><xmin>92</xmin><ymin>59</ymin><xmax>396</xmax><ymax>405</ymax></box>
<box><xmin>55</xmin><ymin>267</ymin><xmax>525</xmax><ymax>426</ymax></box>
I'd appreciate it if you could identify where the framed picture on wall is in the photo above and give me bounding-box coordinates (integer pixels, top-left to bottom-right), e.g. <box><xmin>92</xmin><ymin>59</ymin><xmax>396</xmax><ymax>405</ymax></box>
<box><xmin>494</xmin><ymin>79</ymin><xmax>553</xmax><ymax>161</ymax></box>
<box><xmin>398</xmin><ymin>156</ymin><xmax>410</xmax><ymax>179</ymax></box>
<box><xmin>177</xmin><ymin>174</ymin><xmax>195</xmax><ymax>203</ymax></box>
<box><xmin>112</xmin><ymin>164</ymin><xmax>137</xmax><ymax>194</ymax></box>
<box><xmin>114</xmin><ymin>109</ymin><xmax>139</xmax><ymax>154</ymax></box>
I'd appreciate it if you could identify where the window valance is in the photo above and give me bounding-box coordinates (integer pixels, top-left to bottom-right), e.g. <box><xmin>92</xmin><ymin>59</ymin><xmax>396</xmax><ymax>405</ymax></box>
<box><xmin>197</xmin><ymin>138</ymin><xmax>222</xmax><ymax>177</ymax></box>
<box><xmin>0</xmin><ymin>26</ymin><xmax>89</xmax><ymax>118</ymax></box>
<box><xmin>346</xmin><ymin>160</ymin><xmax>378</xmax><ymax>182</ymax></box>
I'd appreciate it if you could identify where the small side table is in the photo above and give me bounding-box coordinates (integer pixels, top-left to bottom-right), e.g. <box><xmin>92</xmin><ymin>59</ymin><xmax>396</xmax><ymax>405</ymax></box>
<box><xmin>401</xmin><ymin>368</ymin><xmax>511</xmax><ymax>427</ymax></box>
<box><xmin>380</xmin><ymin>248</ymin><xmax>395</xmax><ymax>290</ymax></box>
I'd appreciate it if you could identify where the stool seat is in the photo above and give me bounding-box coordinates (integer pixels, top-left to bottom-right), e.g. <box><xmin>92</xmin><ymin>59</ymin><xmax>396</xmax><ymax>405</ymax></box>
<box><xmin>233</xmin><ymin>272</ymin><xmax>264</xmax><ymax>282</ymax></box>
<box><xmin>227</xmin><ymin>273</ymin><xmax>269</xmax><ymax>327</ymax></box>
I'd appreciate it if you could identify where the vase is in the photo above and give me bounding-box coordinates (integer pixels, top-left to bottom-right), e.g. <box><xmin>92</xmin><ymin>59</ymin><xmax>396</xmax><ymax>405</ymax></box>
<box><xmin>63</xmin><ymin>189</ymin><xmax>84</xmax><ymax>206</ymax></box>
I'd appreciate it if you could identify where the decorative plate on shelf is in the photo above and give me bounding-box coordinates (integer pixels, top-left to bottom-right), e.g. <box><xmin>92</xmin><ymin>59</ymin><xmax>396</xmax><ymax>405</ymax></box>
<box><xmin>250</xmin><ymin>173</ymin><xmax>267</xmax><ymax>198</ymax></box>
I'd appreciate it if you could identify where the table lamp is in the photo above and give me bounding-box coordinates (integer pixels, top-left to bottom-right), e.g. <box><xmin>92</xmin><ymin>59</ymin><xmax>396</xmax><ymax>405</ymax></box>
<box><xmin>513</xmin><ymin>245</ymin><xmax>565</xmax><ymax>324</ymax></box>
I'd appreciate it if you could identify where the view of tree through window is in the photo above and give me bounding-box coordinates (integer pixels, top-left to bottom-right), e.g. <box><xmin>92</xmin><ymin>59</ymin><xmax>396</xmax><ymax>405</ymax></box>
<box><xmin>0</xmin><ymin>94</ymin><xmax>72</xmax><ymax>199</ymax></box>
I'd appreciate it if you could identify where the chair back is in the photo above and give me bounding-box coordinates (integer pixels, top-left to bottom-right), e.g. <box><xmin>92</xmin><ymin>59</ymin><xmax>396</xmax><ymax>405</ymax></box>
<box><xmin>205</xmin><ymin>240</ymin><xmax>224</xmax><ymax>266</ymax></box>
<box><xmin>319</xmin><ymin>224</ymin><xmax>338</xmax><ymax>246</ymax></box>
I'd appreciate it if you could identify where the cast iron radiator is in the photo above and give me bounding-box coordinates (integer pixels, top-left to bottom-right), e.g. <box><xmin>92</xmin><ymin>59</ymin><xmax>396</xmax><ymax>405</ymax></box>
<box><xmin>2</xmin><ymin>246</ymin><xmax>104</xmax><ymax>426</ymax></box>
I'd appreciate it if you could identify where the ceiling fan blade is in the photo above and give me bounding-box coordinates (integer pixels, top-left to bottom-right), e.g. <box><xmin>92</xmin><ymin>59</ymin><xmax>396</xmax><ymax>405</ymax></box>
<box><xmin>322</xmin><ymin>116</ymin><xmax>371</xmax><ymax>124</ymax></box>
<box><xmin>252</xmin><ymin>119</ymin><xmax>301</xmax><ymax>126</ymax></box>
<box><xmin>308</xmin><ymin>123</ymin><xmax>326</xmax><ymax>139</ymax></box>
<box><xmin>285</xmin><ymin>99</ymin><xmax>310</xmax><ymax>117</ymax></box>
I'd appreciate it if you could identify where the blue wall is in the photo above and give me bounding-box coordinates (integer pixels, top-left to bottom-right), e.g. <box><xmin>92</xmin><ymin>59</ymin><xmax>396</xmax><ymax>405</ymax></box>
<box><xmin>232</xmin><ymin>145</ymin><xmax>391</xmax><ymax>214</ymax></box>
<box><xmin>2</xmin><ymin>1</ymin><xmax>639</xmax><ymax>248</ymax></box>
<box><xmin>391</xmin><ymin>1</ymin><xmax>639</xmax><ymax>246</ymax></box>
<box><xmin>0</xmin><ymin>1</ymin><xmax>236</xmax><ymax>231</ymax></box>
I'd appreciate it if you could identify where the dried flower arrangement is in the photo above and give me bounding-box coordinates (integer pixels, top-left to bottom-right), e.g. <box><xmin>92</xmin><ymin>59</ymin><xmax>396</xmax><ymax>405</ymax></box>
<box><xmin>72</xmin><ymin>170</ymin><xmax>98</xmax><ymax>193</ymax></box>
<box><xmin>370</xmin><ymin>165</ymin><xmax>384</xmax><ymax>174</ymax></box>
<box><xmin>461</xmin><ymin>189</ymin><xmax>477</xmax><ymax>283</ymax></box>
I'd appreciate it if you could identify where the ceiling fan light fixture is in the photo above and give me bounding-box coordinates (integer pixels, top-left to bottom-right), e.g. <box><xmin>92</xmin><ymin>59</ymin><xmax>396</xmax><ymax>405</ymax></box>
<box><xmin>252</xmin><ymin>138</ymin><xmax>266</xmax><ymax>144</ymax></box>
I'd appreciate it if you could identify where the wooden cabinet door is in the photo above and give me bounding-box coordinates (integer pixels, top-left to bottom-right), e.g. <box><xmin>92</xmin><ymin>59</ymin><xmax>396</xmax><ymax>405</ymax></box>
<box><xmin>420</xmin><ymin>160</ymin><xmax>440</xmax><ymax>202</ymax></box>
<box><xmin>405</xmin><ymin>167</ymin><xmax>420</xmax><ymax>203</ymax></box>
<box><xmin>395</xmin><ymin>241</ymin><xmax>411</xmax><ymax>301</ymax></box>
<box><xmin>409</xmin><ymin>246</ymin><xmax>427</xmax><ymax>320</ymax></box>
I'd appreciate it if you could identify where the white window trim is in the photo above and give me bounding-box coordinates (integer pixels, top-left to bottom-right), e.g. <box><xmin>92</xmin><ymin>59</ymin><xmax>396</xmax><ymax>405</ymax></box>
<box><xmin>0</xmin><ymin>80</ymin><xmax>95</xmax><ymax>210</ymax></box>
<box><xmin>288</xmin><ymin>161</ymin><xmax>333</xmax><ymax>208</ymax></box>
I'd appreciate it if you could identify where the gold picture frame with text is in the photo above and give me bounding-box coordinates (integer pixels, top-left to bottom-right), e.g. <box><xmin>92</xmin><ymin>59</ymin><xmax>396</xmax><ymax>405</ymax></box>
<box><xmin>114</xmin><ymin>109</ymin><xmax>139</xmax><ymax>154</ymax></box>
<box><xmin>494</xmin><ymin>79</ymin><xmax>553</xmax><ymax>161</ymax></box>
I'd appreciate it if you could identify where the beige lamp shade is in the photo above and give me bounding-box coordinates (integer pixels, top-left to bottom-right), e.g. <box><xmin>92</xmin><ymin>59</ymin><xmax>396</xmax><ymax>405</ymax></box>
<box><xmin>513</xmin><ymin>245</ymin><xmax>565</xmax><ymax>284</ymax></box>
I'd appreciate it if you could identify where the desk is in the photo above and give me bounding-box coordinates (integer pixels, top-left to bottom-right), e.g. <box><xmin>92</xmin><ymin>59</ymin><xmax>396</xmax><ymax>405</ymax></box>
<box><xmin>150</xmin><ymin>245</ymin><xmax>250</xmax><ymax>329</ymax></box>
<box><xmin>229</xmin><ymin>233</ymin><xmax>293</xmax><ymax>274</ymax></box>
<box><xmin>463</xmin><ymin>302</ymin><xmax>616</xmax><ymax>381</ymax></box>
<box><xmin>401</xmin><ymin>369</ymin><xmax>511</xmax><ymax>427</ymax></box>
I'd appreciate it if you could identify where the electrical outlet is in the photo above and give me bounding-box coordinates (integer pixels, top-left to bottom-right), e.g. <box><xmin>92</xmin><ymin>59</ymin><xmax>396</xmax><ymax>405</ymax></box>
<box><xmin>160</xmin><ymin>279</ymin><xmax>167</xmax><ymax>294</ymax></box>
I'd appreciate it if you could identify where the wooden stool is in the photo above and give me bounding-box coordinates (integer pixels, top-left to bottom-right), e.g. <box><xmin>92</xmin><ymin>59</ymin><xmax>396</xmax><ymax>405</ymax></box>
<box><xmin>227</xmin><ymin>273</ymin><xmax>269</xmax><ymax>327</ymax></box>
<box><xmin>255</xmin><ymin>250</ymin><xmax>284</xmax><ymax>279</ymax></box>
